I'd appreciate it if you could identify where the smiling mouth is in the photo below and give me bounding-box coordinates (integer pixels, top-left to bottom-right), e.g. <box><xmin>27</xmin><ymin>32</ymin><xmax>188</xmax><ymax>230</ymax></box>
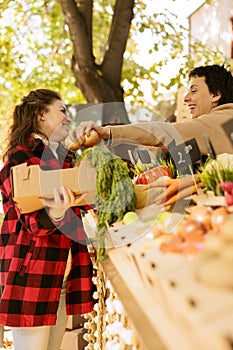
<box><xmin>188</xmin><ymin>105</ymin><xmax>196</xmax><ymax>113</ymax></box>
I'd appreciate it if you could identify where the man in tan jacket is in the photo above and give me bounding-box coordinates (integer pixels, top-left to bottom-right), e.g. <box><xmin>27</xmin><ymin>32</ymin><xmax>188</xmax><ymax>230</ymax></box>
<box><xmin>70</xmin><ymin>64</ymin><xmax>233</xmax><ymax>156</ymax></box>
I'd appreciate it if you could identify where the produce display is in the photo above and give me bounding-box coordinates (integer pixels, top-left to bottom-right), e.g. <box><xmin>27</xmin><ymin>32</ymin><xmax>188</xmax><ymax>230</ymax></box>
<box><xmin>74</xmin><ymin>136</ymin><xmax>232</xmax><ymax>255</ymax></box>
<box><xmin>159</xmin><ymin>205</ymin><xmax>232</xmax><ymax>257</ymax></box>
<box><xmin>193</xmin><ymin>213</ymin><xmax>233</xmax><ymax>288</ymax></box>
<box><xmin>69</xmin><ymin>134</ymin><xmax>233</xmax><ymax>350</ymax></box>
<box><xmin>73</xmin><ymin>137</ymin><xmax>233</xmax><ymax>285</ymax></box>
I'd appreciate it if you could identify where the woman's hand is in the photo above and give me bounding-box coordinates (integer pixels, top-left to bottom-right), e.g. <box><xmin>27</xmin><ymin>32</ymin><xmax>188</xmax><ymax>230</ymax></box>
<box><xmin>41</xmin><ymin>187</ymin><xmax>87</xmax><ymax>220</ymax></box>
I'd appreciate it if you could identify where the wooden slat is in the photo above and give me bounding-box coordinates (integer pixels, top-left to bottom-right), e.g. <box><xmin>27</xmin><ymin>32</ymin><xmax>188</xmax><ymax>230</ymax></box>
<box><xmin>103</xmin><ymin>247</ymin><xmax>232</xmax><ymax>350</ymax></box>
<box><xmin>102</xmin><ymin>252</ymin><xmax>167</xmax><ymax>350</ymax></box>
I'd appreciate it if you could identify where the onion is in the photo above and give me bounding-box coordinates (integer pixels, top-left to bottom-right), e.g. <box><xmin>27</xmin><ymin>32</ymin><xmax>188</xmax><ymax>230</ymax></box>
<box><xmin>189</xmin><ymin>205</ymin><xmax>213</xmax><ymax>232</ymax></box>
<box><xmin>83</xmin><ymin>129</ymin><xmax>99</xmax><ymax>147</ymax></box>
<box><xmin>210</xmin><ymin>207</ymin><xmax>229</xmax><ymax>233</ymax></box>
<box><xmin>176</xmin><ymin>219</ymin><xmax>206</xmax><ymax>239</ymax></box>
<box><xmin>219</xmin><ymin>213</ymin><xmax>233</xmax><ymax>240</ymax></box>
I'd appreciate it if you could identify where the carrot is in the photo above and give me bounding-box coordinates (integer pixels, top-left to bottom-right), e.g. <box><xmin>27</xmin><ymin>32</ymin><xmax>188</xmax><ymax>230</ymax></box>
<box><xmin>142</xmin><ymin>176</ymin><xmax>175</xmax><ymax>190</ymax></box>
<box><xmin>184</xmin><ymin>233</ymin><xmax>205</xmax><ymax>244</ymax></box>
<box><xmin>163</xmin><ymin>182</ymin><xmax>203</xmax><ymax>206</ymax></box>
<box><xmin>160</xmin><ymin>241</ymin><xmax>183</xmax><ymax>254</ymax></box>
<box><xmin>155</xmin><ymin>174</ymin><xmax>200</xmax><ymax>204</ymax></box>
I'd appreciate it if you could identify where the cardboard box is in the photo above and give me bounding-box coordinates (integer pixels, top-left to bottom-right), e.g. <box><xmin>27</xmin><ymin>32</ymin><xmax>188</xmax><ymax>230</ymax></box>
<box><xmin>11</xmin><ymin>160</ymin><xmax>97</xmax><ymax>213</ymax></box>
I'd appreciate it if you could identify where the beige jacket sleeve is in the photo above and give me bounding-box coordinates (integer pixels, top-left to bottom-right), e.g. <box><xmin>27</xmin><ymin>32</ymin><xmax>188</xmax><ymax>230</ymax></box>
<box><xmin>109</xmin><ymin>104</ymin><xmax>233</xmax><ymax>155</ymax></box>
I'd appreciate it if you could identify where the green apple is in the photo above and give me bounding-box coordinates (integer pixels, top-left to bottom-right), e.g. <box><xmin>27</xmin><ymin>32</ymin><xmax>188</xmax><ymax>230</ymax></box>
<box><xmin>157</xmin><ymin>211</ymin><xmax>172</xmax><ymax>223</ymax></box>
<box><xmin>156</xmin><ymin>211</ymin><xmax>183</xmax><ymax>233</ymax></box>
<box><xmin>123</xmin><ymin>211</ymin><xmax>139</xmax><ymax>225</ymax></box>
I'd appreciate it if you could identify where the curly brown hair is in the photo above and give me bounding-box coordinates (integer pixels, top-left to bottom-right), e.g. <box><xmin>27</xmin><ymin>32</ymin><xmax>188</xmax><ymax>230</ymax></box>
<box><xmin>3</xmin><ymin>89</ymin><xmax>61</xmax><ymax>160</ymax></box>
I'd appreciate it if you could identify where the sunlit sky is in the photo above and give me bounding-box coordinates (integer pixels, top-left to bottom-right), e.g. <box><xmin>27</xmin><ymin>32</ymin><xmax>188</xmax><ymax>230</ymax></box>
<box><xmin>132</xmin><ymin>0</ymin><xmax>206</xmax><ymax>102</ymax></box>
<box><xmin>136</xmin><ymin>0</ymin><xmax>206</xmax><ymax>65</ymax></box>
<box><xmin>154</xmin><ymin>0</ymin><xmax>205</xmax><ymax>18</ymax></box>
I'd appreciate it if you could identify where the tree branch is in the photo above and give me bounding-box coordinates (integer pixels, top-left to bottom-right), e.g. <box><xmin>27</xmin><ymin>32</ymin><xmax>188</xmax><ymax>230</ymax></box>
<box><xmin>102</xmin><ymin>0</ymin><xmax>135</xmax><ymax>85</ymax></box>
<box><xmin>59</xmin><ymin>0</ymin><xmax>94</xmax><ymax>67</ymax></box>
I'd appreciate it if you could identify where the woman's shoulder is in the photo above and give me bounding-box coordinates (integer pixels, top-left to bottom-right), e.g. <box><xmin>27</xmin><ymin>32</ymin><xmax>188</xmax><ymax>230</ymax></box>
<box><xmin>5</xmin><ymin>139</ymin><xmax>44</xmax><ymax>166</ymax></box>
<box><xmin>9</xmin><ymin>145</ymin><xmax>35</xmax><ymax>164</ymax></box>
<box><xmin>0</xmin><ymin>145</ymin><xmax>31</xmax><ymax>186</ymax></box>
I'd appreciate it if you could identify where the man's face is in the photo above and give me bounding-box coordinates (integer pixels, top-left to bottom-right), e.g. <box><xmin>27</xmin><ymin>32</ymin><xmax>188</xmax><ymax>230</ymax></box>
<box><xmin>184</xmin><ymin>75</ymin><xmax>221</xmax><ymax>119</ymax></box>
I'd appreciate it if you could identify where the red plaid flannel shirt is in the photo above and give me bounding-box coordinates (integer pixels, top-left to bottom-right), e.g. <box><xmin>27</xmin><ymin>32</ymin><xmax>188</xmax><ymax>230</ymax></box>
<box><xmin>0</xmin><ymin>138</ymin><xmax>94</xmax><ymax>327</ymax></box>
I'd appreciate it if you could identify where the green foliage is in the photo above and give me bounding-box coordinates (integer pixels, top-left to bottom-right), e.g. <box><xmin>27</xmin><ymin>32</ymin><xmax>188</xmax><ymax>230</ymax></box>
<box><xmin>129</xmin><ymin>5</ymin><xmax>233</xmax><ymax>105</ymax></box>
<box><xmin>0</xmin><ymin>0</ymin><xmax>86</xmax><ymax>154</ymax></box>
<box><xmin>158</xmin><ymin>157</ymin><xmax>178</xmax><ymax>179</ymax></box>
<box><xmin>164</xmin><ymin>39</ymin><xmax>232</xmax><ymax>91</ymax></box>
<box><xmin>0</xmin><ymin>0</ymin><xmax>84</xmax><ymax>112</ymax></box>
<box><xmin>0</xmin><ymin>0</ymin><xmax>232</xmax><ymax>146</ymax></box>
<box><xmin>80</xmin><ymin>146</ymin><xmax>136</xmax><ymax>262</ymax></box>
<box><xmin>198</xmin><ymin>154</ymin><xmax>233</xmax><ymax>195</ymax></box>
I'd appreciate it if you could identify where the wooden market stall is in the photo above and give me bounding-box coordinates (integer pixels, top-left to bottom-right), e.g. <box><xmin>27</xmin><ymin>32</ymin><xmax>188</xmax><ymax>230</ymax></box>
<box><xmin>83</xmin><ymin>200</ymin><xmax>233</xmax><ymax>350</ymax></box>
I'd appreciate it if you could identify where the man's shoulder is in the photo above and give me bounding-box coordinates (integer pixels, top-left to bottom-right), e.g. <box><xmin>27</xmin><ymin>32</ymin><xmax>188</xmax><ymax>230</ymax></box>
<box><xmin>211</xmin><ymin>103</ymin><xmax>233</xmax><ymax>113</ymax></box>
<box><xmin>198</xmin><ymin>103</ymin><xmax>233</xmax><ymax>121</ymax></box>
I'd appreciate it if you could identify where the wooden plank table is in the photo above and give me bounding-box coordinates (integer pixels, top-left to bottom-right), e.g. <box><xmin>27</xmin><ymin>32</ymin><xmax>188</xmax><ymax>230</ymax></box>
<box><xmin>102</xmin><ymin>246</ymin><xmax>232</xmax><ymax>350</ymax></box>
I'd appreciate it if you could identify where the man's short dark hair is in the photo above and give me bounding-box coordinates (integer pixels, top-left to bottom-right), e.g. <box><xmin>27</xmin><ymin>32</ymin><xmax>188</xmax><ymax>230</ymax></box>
<box><xmin>189</xmin><ymin>64</ymin><xmax>233</xmax><ymax>105</ymax></box>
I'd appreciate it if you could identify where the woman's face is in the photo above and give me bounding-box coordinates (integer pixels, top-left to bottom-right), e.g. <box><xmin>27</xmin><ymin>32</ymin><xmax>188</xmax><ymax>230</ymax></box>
<box><xmin>38</xmin><ymin>99</ymin><xmax>72</xmax><ymax>142</ymax></box>
<box><xmin>184</xmin><ymin>76</ymin><xmax>221</xmax><ymax>119</ymax></box>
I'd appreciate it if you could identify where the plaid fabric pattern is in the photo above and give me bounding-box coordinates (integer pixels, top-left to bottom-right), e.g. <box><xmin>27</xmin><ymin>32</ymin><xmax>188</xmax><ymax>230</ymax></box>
<box><xmin>0</xmin><ymin>138</ymin><xmax>94</xmax><ymax>327</ymax></box>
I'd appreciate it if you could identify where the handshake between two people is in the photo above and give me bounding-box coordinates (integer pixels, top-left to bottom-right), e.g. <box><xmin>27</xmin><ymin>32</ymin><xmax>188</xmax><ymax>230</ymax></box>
<box><xmin>65</xmin><ymin>121</ymin><xmax>110</xmax><ymax>151</ymax></box>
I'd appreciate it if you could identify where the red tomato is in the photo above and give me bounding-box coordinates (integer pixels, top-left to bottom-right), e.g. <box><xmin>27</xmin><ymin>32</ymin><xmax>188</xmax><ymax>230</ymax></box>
<box><xmin>135</xmin><ymin>165</ymin><xmax>173</xmax><ymax>185</ymax></box>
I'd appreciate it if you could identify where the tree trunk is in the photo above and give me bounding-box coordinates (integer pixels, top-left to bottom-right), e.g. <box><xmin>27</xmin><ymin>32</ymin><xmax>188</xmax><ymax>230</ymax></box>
<box><xmin>59</xmin><ymin>0</ymin><xmax>135</xmax><ymax>124</ymax></box>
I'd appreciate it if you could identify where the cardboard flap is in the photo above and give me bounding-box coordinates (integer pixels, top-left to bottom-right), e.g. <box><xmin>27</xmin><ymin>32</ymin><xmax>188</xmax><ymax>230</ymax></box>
<box><xmin>11</xmin><ymin>162</ymin><xmax>31</xmax><ymax>180</ymax></box>
<box><xmin>11</xmin><ymin>163</ymin><xmax>40</xmax><ymax>197</ymax></box>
